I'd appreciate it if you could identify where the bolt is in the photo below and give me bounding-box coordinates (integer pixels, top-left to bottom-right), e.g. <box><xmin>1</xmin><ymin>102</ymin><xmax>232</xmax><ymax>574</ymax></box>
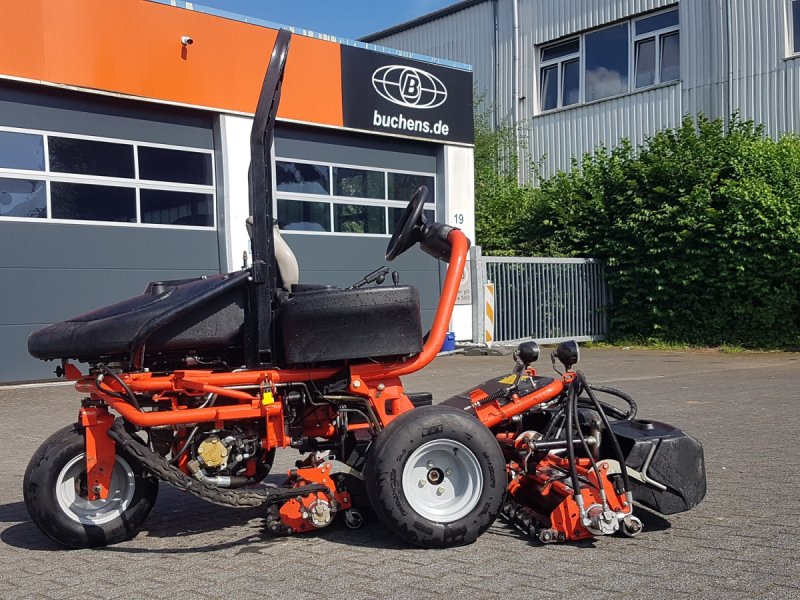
<box><xmin>427</xmin><ymin>460</ymin><xmax>435</xmax><ymax>468</ymax></box>
<box><xmin>377</xmin><ymin>383</ymin><xmax>385</xmax><ymax>391</ymax></box>
<box><xmin>198</xmin><ymin>447</ymin><xmax>204</xmax><ymax>453</ymax></box>
<box><xmin>445</xmin><ymin>468</ymin><xmax>453</xmax><ymax>476</ymax></box>
<box><xmin>92</xmin><ymin>484</ymin><xmax>102</xmax><ymax>495</ymax></box>
<box><xmin>418</xmin><ymin>479</ymin><xmax>426</xmax><ymax>487</ymax></box>
<box><xmin>352</xmin><ymin>380</ymin><xmax>361</xmax><ymax>388</ymax></box>
<box><xmin>436</xmin><ymin>487</ymin><xmax>445</xmax><ymax>496</ymax></box>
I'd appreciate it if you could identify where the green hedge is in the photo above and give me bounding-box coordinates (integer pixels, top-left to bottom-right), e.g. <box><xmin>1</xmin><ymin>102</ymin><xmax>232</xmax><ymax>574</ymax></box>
<box><xmin>512</xmin><ymin>115</ymin><xmax>800</xmax><ymax>348</ymax></box>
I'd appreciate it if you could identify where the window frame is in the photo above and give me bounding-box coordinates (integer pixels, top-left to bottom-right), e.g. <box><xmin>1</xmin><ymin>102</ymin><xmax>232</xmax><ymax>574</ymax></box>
<box><xmin>273</xmin><ymin>157</ymin><xmax>437</xmax><ymax>238</ymax></box>
<box><xmin>0</xmin><ymin>125</ymin><xmax>216</xmax><ymax>230</ymax></box>
<box><xmin>538</xmin><ymin>37</ymin><xmax>581</xmax><ymax>112</ymax></box>
<box><xmin>633</xmin><ymin>8</ymin><xmax>680</xmax><ymax>90</ymax></box>
<box><xmin>537</xmin><ymin>6</ymin><xmax>680</xmax><ymax>114</ymax></box>
<box><xmin>791</xmin><ymin>0</ymin><xmax>800</xmax><ymax>56</ymax></box>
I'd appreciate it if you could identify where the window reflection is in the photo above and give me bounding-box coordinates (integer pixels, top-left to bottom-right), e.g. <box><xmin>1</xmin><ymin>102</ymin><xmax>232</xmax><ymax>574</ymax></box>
<box><xmin>635</xmin><ymin>39</ymin><xmax>656</xmax><ymax>88</ymax></box>
<box><xmin>333</xmin><ymin>167</ymin><xmax>384</xmax><ymax>199</ymax></box>
<box><xmin>0</xmin><ymin>131</ymin><xmax>44</xmax><ymax>171</ymax></box>
<box><xmin>138</xmin><ymin>147</ymin><xmax>212</xmax><ymax>185</ymax></box>
<box><xmin>585</xmin><ymin>23</ymin><xmax>629</xmax><ymax>102</ymax></box>
<box><xmin>278</xmin><ymin>199</ymin><xmax>330</xmax><ymax>231</ymax></box>
<box><xmin>334</xmin><ymin>204</ymin><xmax>385</xmax><ymax>234</ymax></box>
<box><xmin>0</xmin><ymin>178</ymin><xmax>46</xmax><ymax>218</ymax></box>
<box><xmin>140</xmin><ymin>189</ymin><xmax>213</xmax><ymax>226</ymax></box>
<box><xmin>388</xmin><ymin>173</ymin><xmax>435</xmax><ymax>202</ymax></box>
<box><xmin>51</xmin><ymin>182</ymin><xmax>136</xmax><ymax>222</ymax></box>
<box><xmin>276</xmin><ymin>161</ymin><xmax>329</xmax><ymax>195</ymax></box>
<box><xmin>49</xmin><ymin>137</ymin><xmax>135</xmax><ymax>178</ymax></box>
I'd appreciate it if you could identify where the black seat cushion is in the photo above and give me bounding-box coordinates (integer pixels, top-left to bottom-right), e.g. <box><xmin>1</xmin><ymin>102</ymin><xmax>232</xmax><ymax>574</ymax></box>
<box><xmin>28</xmin><ymin>272</ymin><xmax>248</xmax><ymax>363</ymax></box>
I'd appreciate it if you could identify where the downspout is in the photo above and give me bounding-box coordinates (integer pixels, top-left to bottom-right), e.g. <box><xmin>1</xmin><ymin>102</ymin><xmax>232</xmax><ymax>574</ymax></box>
<box><xmin>493</xmin><ymin>0</ymin><xmax>500</xmax><ymax>129</ymax></box>
<box><xmin>512</xmin><ymin>0</ymin><xmax>520</xmax><ymax>126</ymax></box>
<box><xmin>723</xmin><ymin>0</ymin><xmax>732</xmax><ymax>129</ymax></box>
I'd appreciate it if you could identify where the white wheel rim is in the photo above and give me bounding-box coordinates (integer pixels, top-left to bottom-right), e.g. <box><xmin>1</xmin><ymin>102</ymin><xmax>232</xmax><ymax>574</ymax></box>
<box><xmin>55</xmin><ymin>453</ymin><xmax>136</xmax><ymax>525</ymax></box>
<box><xmin>402</xmin><ymin>439</ymin><xmax>483</xmax><ymax>522</ymax></box>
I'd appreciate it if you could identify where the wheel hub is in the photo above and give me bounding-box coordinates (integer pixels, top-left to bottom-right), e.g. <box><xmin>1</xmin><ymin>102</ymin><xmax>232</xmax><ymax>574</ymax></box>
<box><xmin>402</xmin><ymin>439</ymin><xmax>483</xmax><ymax>523</ymax></box>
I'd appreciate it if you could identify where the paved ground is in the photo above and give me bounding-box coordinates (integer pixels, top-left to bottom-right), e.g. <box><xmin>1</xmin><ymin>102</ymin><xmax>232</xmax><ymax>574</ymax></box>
<box><xmin>1</xmin><ymin>348</ymin><xmax>799</xmax><ymax>599</ymax></box>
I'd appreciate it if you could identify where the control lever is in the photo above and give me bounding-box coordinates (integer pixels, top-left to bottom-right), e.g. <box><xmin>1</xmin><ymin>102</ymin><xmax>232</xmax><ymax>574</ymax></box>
<box><xmin>392</xmin><ymin>271</ymin><xmax>399</xmax><ymax>286</ymax></box>
<box><xmin>349</xmin><ymin>265</ymin><xmax>390</xmax><ymax>289</ymax></box>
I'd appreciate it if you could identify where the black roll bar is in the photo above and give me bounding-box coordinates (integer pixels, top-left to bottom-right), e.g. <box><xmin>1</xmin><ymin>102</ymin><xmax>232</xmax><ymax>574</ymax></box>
<box><xmin>244</xmin><ymin>29</ymin><xmax>292</xmax><ymax>368</ymax></box>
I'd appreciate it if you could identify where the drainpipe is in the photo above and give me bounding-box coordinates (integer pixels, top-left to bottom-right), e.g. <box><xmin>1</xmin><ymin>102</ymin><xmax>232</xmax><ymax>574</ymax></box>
<box><xmin>493</xmin><ymin>0</ymin><xmax>500</xmax><ymax>129</ymax></box>
<box><xmin>723</xmin><ymin>0</ymin><xmax>732</xmax><ymax>129</ymax></box>
<box><xmin>512</xmin><ymin>0</ymin><xmax>520</xmax><ymax>126</ymax></box>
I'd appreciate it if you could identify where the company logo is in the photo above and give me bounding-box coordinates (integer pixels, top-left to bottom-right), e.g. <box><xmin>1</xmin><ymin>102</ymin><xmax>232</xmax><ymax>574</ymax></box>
<box><xmin>371</xmin><ymin>65</ymin><xmax>448</xmax><ymax>109</ymax></box>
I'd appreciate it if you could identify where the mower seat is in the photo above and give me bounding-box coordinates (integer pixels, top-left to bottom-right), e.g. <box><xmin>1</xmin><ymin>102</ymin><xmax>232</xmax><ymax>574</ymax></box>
<box><xmin>28</xmin><ymin>272</ymin><xmax>249</xmax><ymax>363</ymax></box>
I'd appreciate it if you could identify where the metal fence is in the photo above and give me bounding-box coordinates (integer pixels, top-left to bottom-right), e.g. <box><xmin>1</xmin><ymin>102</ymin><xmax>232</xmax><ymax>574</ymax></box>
<box><xmin>471</xmin><ymin>247</ymin><xmax>609</xmax><ymax>345</ymax></box>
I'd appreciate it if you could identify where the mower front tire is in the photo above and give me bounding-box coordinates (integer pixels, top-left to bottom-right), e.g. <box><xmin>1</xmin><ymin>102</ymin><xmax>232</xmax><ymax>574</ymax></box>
<box><xmin>365</xmin><ymin>405</ymin><xmax>505</xmax><ymax>548</ymax></box>
<box><xmin>23</xmin><ymin>423</ymin><xmax>159</xmax><ymax>548</ymax></box>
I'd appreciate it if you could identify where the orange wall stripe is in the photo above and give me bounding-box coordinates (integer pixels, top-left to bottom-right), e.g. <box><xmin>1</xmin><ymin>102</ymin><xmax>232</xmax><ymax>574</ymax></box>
<box><xmin>0</xmin><ymin>0</ymin><xmax>344</xmax><ymax>126</ymax></box>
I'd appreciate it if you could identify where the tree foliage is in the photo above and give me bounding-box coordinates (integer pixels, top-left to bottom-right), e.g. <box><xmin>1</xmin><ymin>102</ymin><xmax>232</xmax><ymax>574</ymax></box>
<box><xmin>514</xmin><ymin>115</ymin><xmax>800</xmax><ymax>347</ymax></box>
<box><xmin>473</xmin><ymin>107</ymin><xmax>536</xmax><ymax>256</ymax></box>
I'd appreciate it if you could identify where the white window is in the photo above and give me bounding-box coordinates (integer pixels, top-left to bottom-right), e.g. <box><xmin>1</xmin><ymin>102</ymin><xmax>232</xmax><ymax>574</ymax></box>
<box><xmin>634</xmin><ymin>9</ymin><xmax>680</xmax><ymax>89</ymax></box>
<box><xmin>0</xmin><ymin>127</ymin><xmax>215</xmax><ymax>228</ymax></box>
<box><xmin>538</xmin><ymin>7</ymin><xmax>680</xmax><ymax>112</ymax></box>
<box><xmin>275</xmin><ymin>159</ymin><xmax>436</xmax><ymax>236</ymax></box>
<box><xmin>539</xmin><ymin>38</ymin><xmax>580</xmax><ymax>111</ymax></box>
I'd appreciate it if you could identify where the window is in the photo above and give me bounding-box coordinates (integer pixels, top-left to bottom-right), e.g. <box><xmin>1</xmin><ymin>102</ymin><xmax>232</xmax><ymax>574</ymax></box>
<box><xmin>275</xmin><ymin>160</ymin><xmax>436</xmax><ymax>236</ymax></box>
<box><xmin>539</xmin><ymin>39</ymin><xmax>580</xmax><ymax>111</ymax></box>
<box><xmin>793</xmin><ymin>0</ymin><xmax>800</xmax><ymax>54</ymax></box>
<box><xmin>585</xmin><ymin>23</ymin><xmax>629</xmax><ymax>102</ymax></box>
<box><xmin>0</xmin><ymin>131</ymin><xmax>44</xmax><ymax>171</ymax></box>
<box><xmin>138</xmin><ymin>147</ymin><xmax>212</xmax><ymax>185</ymax></box>
<box><xmin>634</xmin><ymin>9</ymin><xmax>680</xmax><ymax>89</ymax></box>
<box><xmin>539</xmin><ymin>8</ymin><xmax>680</xmax><ymax>112</ymax></box>
<box><xmin>0</xmin><ymin>126</ymin><xmax>215</xmax><ymax>228</ymax></box>
<box><xmin>0</xmin><ymin>178</ymin><xmax>46</xmax><ymax>218</ymax></box>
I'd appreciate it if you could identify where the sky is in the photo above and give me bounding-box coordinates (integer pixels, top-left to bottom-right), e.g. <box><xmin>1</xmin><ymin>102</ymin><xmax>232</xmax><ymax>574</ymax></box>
<box><xmin>192</xmin><ymin>0</ymin><xmax>458</xmax><ymax>40</ymax></box>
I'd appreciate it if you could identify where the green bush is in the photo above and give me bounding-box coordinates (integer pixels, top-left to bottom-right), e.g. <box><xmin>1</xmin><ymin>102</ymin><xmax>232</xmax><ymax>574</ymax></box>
<box><xmin>517</xmin><ymin>115</ymin><xmax>800</xmax><ymax>348</ymax></box>
<box><xmin>473</xmin><ymin>108</ymin><xmax>536</xmax><ymax>256</ymax></box>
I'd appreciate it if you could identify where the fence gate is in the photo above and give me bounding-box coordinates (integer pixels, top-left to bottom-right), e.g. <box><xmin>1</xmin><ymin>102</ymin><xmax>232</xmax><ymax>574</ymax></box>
<box><xmin>470</xmin><ymin>246</ymin><xmax>609</xmax><ymax>345</ymax></box>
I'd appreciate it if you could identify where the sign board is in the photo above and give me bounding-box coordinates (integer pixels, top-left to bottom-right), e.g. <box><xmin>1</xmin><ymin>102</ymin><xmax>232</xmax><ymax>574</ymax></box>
<box><xmin>456</xmin><ymin>265</ymin><xmax>472</xmax><ymax>305</ymax></box>
<box><xmin>340</xmin><ymin>46</ymin><xmax>474</xmax><ymax>145</ymax></box>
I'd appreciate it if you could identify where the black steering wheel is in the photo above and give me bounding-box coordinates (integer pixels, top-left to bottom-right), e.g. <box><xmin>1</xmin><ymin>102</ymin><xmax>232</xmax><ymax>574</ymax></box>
<box><xmin>385</xmin><ymin>186</ymin><xmax>428</xmax><ymax>261</ymax></box>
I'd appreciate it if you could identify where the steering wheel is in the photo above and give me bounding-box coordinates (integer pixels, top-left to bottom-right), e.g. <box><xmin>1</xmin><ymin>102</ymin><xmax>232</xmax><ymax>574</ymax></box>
<box><xmin>385</xmin><ymin>186</ymin><xmax>428</xmax><ymax>261</ymax></box>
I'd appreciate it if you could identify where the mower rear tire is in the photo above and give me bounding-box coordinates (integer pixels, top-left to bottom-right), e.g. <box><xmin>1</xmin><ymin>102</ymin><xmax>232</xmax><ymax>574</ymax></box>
<box><xmin>23</xmin><ymin>423</ymin><xmax>159</xmax><ymax>548</ymax></box>
<box><xmin>365</xmin><ymin>405</ymin><xmax>505</xmax><ymax>548</ymax></box>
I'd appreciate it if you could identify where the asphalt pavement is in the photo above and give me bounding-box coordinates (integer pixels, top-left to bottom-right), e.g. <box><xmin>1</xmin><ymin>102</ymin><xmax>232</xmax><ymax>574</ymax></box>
<box><xmin>1</xmin><ymin>348</ymin><xmax>798</xmax><ymax>599</ymax></box>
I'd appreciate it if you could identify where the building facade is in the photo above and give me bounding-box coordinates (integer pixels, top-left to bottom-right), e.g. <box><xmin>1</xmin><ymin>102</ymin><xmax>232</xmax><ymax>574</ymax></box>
<box><xmin>363</xmin><ymin>0</ymin><xmax>800</xmax><ymax>178</ymax></box>
<box><xmin>0</xmin><ymin>0</ymin><xmax>476</xmax><ymax>382</ymax></box>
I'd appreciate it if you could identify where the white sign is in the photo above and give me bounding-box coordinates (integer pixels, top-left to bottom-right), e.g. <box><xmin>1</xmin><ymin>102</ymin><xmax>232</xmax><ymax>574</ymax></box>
<box><xmin>456</xmin><ymin>266</ymin><xmax>472</xmax><ymax>305</ymax></box>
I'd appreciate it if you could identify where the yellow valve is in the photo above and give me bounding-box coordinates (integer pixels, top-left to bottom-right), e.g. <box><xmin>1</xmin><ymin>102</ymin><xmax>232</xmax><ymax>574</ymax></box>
<box><xmin>262</xmin><ymin>391</ymin><xmax>274</xmax><ymax>405</ymax></box>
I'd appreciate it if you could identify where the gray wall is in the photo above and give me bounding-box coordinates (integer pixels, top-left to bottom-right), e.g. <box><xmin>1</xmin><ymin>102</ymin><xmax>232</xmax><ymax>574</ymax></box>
<box><xmin>275</xmin><ymin>124</ymin><xmax>443</xmax><ymax>329</ymax></box>
<box><xmin>0</xmin><ymin>81</ymin><xmax>219</xmax><ymax>382</ymax></box>
<box><xmin>368</xmin><ymin>0</ymin><xmax>800</xmax><ymax>179</ymax></box>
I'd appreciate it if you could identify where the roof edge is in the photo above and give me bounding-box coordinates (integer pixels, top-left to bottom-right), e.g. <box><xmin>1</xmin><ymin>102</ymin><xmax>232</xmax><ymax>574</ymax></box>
<box><xmin>359</xmin><ymin>0</ymin><xmax>489</xmax><ymax>42</ymax></box>
<box><xmin>147</xmin><ymin>0</ymin><xmax>472</xmax><ymax>70</ymax></box>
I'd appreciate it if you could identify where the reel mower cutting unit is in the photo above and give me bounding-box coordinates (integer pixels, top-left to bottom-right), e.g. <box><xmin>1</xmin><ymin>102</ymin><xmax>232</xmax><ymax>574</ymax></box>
<box><xmin>22</xmin><ymin>31</ymin><xmax>706</xmax><ymax>549</ymax></box>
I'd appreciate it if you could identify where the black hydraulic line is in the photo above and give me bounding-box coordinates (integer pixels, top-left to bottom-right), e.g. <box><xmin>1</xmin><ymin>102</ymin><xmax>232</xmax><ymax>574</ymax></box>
<box><xmin>98</xmin><ymin>364</ymin><xmax>142</xmax><ymax>412</ymax></box>
<box><xmin>584</xmin><ymin>383</ymin><xmax>637</xmax><ymax>420</ymax></box>
<box><xmin>571</xmin><ymin>377</ymin><xmax>604</xmax><ymax>493</ymax></box>
<box><xmin>577</xmin><ymin>371</ymin><xmax>632</xmax><ymax>494</ymax></box>
<box><xmin>564</xmin><ymin>380</ymin><xmax>581</xmax><ymax>496</ymax></box>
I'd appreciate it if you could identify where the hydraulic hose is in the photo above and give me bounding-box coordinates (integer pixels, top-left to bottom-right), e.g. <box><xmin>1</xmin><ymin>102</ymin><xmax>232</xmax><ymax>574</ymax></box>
<box><xmin>583</xmin><ymin>383</ymin><xmax>637</xmax><ymax>420</ymax></box>
<box><xmin>571</xmin><ymin>377</ymin><xmax>604</xmax><ymax>495</ymax></box>
<box><xmin>564</xmin><ymin>380</ymin><xmax>582</xmax><ymax>498</ymax></box>
<box><xmin>98</xmin><ymin>364</ymin><xmax>142</xmax><ymax>412</ymax></box>
<box><xmin>577</xmin><ymin>371</ymin><xmax>632</xmax><ymax>495</ymax></box>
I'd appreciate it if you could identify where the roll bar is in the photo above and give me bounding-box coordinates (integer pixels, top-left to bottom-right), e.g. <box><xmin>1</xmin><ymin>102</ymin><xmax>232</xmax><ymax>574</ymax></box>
<box><xmin>245</xmin><ymin>29</ymin><xmax>291</xmax><ymax>368</ymax></box>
